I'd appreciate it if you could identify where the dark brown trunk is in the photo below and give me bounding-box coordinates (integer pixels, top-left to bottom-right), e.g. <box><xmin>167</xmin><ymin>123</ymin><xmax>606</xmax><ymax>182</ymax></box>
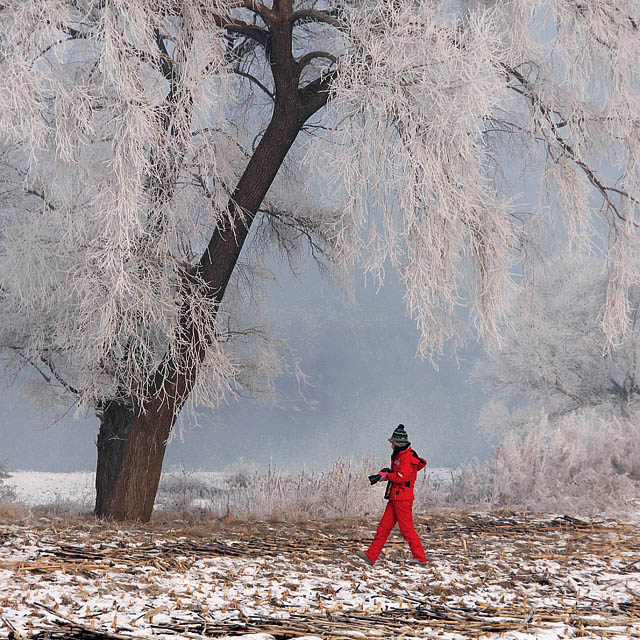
<box><xmin>98</xmin><ymin>396</ymin><xmax>176</xmax><ymax>521</ymax></box>
<box><xmin>94</xmin><ymin>401</ymin><xmax>135</xmax><ymax>515</ymax></box>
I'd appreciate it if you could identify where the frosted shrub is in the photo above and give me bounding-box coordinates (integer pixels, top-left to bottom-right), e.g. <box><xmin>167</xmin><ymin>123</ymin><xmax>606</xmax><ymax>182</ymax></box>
<box><xmin>447</xmin><ymin>461</ymin><xmax>495</xmax><ymax>508</ymax></box>
<box><xmin>154</xmin><ymin>458</ymin><xmax>391</xmax><ymax>521</ymax></box>
<box><xmin>413</xmin><ymin>470</ymin><xmax>452</xmax><ymax>512</ymax></box>
<box><xmin>157</xmin><ymin>466</ymin><xmax>228</xmax><ymax>519</ymax></box>
<box><xmin>226</xmin><ymin>457</ymin><xmax>386</xmax><ymax>520</ymax></box>
<box><xmin>450</xmin><ymin>410</ymin><xmax>640</xmax><ymax>515</ymax></box>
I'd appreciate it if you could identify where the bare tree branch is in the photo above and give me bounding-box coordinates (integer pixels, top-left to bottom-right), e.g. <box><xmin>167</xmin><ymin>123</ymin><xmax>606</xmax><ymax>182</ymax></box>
<box><xmin>290</xmin><ymin>8</ymin><xmax>343</xmax><ymax>28</ymax></box>
<box><xmin>233</xmin><ymin>68</ymin><xmax>274</xmax><ymax>100</ymax></box>
<box><xmin>297</xmin><ymin>51</ymin><xmax>338</xmax><ymax>72</ymax></box>
<box><xmin>504</xmin><ymin>64</ymin><xmax>640</xmax><ymax>229</ymax></box>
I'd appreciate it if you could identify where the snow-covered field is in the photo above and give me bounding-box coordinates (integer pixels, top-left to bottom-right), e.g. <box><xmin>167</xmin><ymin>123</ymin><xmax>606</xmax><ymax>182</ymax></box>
<box><xmin>7</xmin><ymin>471</ymin><xmax>224</xmax><ymax>508</ymax></box>
<box><xmin>8</xmin><ymin>472</ymin><xmax>97</xmax><ymax>508</ymax></box>
<box><xmin>1</xmin><ymin>509</ymin><xmax>640</xmax><ymax>639</ymax></box>
<box><xmin>1</xmin><ymin>472</ymin><xmax>640</xmax><ymax>640</ymax></box>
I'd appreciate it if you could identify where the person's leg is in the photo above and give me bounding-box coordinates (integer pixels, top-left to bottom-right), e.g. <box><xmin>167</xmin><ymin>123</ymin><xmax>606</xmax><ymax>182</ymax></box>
<box><xmin>394</xmin><ymin>500</ymin><xmax>426</xmax><ymax>562</ymax></box>
<box><xmin>366</xmin><ymin>501</ymin><xmax>398</xmax><ymax>562</ymax></box>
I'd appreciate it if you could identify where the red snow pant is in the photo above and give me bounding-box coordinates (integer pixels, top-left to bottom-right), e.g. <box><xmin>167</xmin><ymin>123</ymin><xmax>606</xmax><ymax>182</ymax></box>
<box><xmin>366</xmin><ymin>499</ymin><xmax>426</xmax><ymax>563</ymax></box>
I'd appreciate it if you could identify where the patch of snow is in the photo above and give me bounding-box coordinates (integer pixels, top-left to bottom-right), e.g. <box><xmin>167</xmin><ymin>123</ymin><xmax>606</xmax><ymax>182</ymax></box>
<box><xmin>8</xmin><ymin>471</ymin><xmax>95</xmax><ymax>506</ymax></box>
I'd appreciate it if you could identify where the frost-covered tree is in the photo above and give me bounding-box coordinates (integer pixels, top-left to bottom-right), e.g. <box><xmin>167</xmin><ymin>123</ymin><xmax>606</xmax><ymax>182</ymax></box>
<box><xmin>1</xmin><ymin>0</ymin><xmax>640</xmax><ymax>520</ymax></box>
<box><xmin>459</xmin><ymin>253</ymin><xmax>640</xmax><ymax>512</ymax></box>
<box><xmin>474</xmin><ymin>253</ymin><xmax>640</xmax><ymax>438</ymax></box>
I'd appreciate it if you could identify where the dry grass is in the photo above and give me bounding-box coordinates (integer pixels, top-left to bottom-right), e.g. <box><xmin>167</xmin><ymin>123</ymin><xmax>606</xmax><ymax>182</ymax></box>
<box><xmin>0</xmin><ymin>502</ymin><xmax>28</xmax><ymax>523</ymax></box>
<box><xmin>155</xmin><ymin>457</ymin><xmax>450</xmax><ymax>524</ymax></box>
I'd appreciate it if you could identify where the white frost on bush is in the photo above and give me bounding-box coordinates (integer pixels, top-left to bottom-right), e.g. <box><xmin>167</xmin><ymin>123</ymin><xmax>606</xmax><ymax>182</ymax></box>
<box><xmin>451</xmin><ymin>409</ymin><xmax>640</xmax><ymax>515</ymax></box>
<box><xmin>147</xmin><ymin>459</ymin><xmax>450</xmax><ymax>520</ymax></box>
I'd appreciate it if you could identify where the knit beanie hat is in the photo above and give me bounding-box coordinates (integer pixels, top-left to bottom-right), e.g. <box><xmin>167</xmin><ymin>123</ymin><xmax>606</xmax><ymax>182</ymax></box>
<box><xmin>389</xmin><ymin>424</ymin><xmax>409</xmax><ymax>445</ymax></box>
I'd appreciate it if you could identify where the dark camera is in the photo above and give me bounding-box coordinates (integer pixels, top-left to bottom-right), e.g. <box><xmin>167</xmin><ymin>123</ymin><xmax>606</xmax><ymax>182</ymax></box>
<box><xmin>368</xmin><ymin>467</ymin><xmax>391</xmax><ymax>485</ymax></box>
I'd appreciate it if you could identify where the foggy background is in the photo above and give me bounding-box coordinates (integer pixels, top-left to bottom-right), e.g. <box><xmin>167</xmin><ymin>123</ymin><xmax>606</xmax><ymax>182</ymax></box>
<box><xmin>0</xmin><ymin>254</ymin><xmax>490</xmax><ymax>473</ymax></box>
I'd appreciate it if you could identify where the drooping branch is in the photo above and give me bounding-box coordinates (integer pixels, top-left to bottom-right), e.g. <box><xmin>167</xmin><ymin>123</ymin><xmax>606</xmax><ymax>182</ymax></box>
<box><xmin>24</xmin><ymin>188</ymin><xmax>55</xmax><ymax>212</ymax></box>
<box><xmin>16</xmin><ymin>352</ymin><xmax>81</xmax><ymax>397</ymax></box>
<box><xmin>140</xmin><ymin>27</ymin><xmax>193</xmax><ymax>246</ymax></box>
<box><xmin>564</xmin><ymin>0</ymin><xmax>638</xmax><ymax>33</ymax></box>
<box><xmin>504</xmin><ymin>64</ymin><xmax>640</xmax><ymax>228</ymax></box>
<box><xmin>153</xmin><ymin>28</ymin><xmax>174</xmax><ymax>81</ymax></box>
<box><xmin>40</xmin><ymin>354</ymin><xmax>81</xmax><ymax>397</ymax></box>
<box><xmin>233</xmin><ymin>68</ymin><xmax>274</xmax><ymax>100</ymax></box>
<box><xmin>209</xmin><ymin>13</ymin><xmax>270</xmax><ymax>48</ymax></box>
<box><xmin>57</xmin><ymin>21</ymin><xmax>167</xmax><ymax>75</ymax></box>
<box><xmin>257</xmin><ymin>204</ymin><xmax>331</xmax><ymax>269</ymax></box>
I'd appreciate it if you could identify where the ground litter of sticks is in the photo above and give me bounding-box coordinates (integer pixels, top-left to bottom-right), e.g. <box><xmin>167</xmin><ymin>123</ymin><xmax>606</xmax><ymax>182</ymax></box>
<box><xmin>1</xmin><ymin>512</ymin><xmax>639</xmax><ymax>640</ymax></box>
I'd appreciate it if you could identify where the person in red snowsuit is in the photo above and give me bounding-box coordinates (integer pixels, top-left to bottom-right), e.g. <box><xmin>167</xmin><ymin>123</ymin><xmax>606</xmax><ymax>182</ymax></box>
<box><xmin>358</xmin><ymin>424</ymin><xmax>427</xmax><ymax>565</ymax></box>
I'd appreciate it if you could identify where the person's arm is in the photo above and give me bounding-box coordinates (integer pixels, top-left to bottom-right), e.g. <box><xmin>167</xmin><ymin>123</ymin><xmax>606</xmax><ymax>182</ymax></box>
<box><xmin>412</xmin><ymin>450</ymin><xmax>427</xmax><ymax>471</ymax></box>
<box><xmin>383</xmin><ymin>455</ymin><xmax>412</xmax><ymax>484</ymax></box>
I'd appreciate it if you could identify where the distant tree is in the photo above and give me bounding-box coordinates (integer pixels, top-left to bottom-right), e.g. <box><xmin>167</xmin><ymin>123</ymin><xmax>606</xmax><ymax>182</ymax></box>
<box><xmin>1</xmin><ymin>0</ymin><xmax>640</xmax><ymax>520</ymax></box>
<box><xmin>459</xmin><ymin>252</ymin><xmax>640</xmax><ymax>512</ymax></box>
<box><xmin>474</xmin><ymin>253</ymin><xmax>640</xmax><ymax>438</ymax></box>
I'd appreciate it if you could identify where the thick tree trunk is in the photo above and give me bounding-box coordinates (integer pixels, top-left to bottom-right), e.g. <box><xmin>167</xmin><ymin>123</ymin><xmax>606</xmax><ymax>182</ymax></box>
<box><xmin>94</xmin><ymin>401</ymin><xmax>135</xmax><ymax>515</ymax></box>
<box><xmin>97</xmin><ymin>395</ymin><xmax>178</xmax><ymax>521</ymax></box>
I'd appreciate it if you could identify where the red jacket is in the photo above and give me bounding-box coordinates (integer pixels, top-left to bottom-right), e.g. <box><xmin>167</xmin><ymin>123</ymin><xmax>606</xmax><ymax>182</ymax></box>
<box><xmin>384</xmin><ymin>446</ymin><xmax>427</xmax><ymax>501</ymax></box>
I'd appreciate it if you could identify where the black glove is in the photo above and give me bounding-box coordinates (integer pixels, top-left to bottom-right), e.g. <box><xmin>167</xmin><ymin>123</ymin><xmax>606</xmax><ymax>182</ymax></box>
<box><xmin>368</xmin><ymin>468</ymin><xmax>392</xmax><ymax>485</ymax></box>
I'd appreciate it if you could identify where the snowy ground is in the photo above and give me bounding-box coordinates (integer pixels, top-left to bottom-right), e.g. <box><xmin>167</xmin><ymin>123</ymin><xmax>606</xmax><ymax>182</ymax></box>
<box><xmin>7</xmin><ymin>471</ymin><xmax>225</xmax><ymax>509</ymax></box>
<box><xmin>1</xmin><ymin>511</ymin><xmax>639</xmax><ymax>640</ymax></box>
<box><xmin>8</xmin><ymin>472</ymin><xmax>97</xmax><ymax>508</ymax></box>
